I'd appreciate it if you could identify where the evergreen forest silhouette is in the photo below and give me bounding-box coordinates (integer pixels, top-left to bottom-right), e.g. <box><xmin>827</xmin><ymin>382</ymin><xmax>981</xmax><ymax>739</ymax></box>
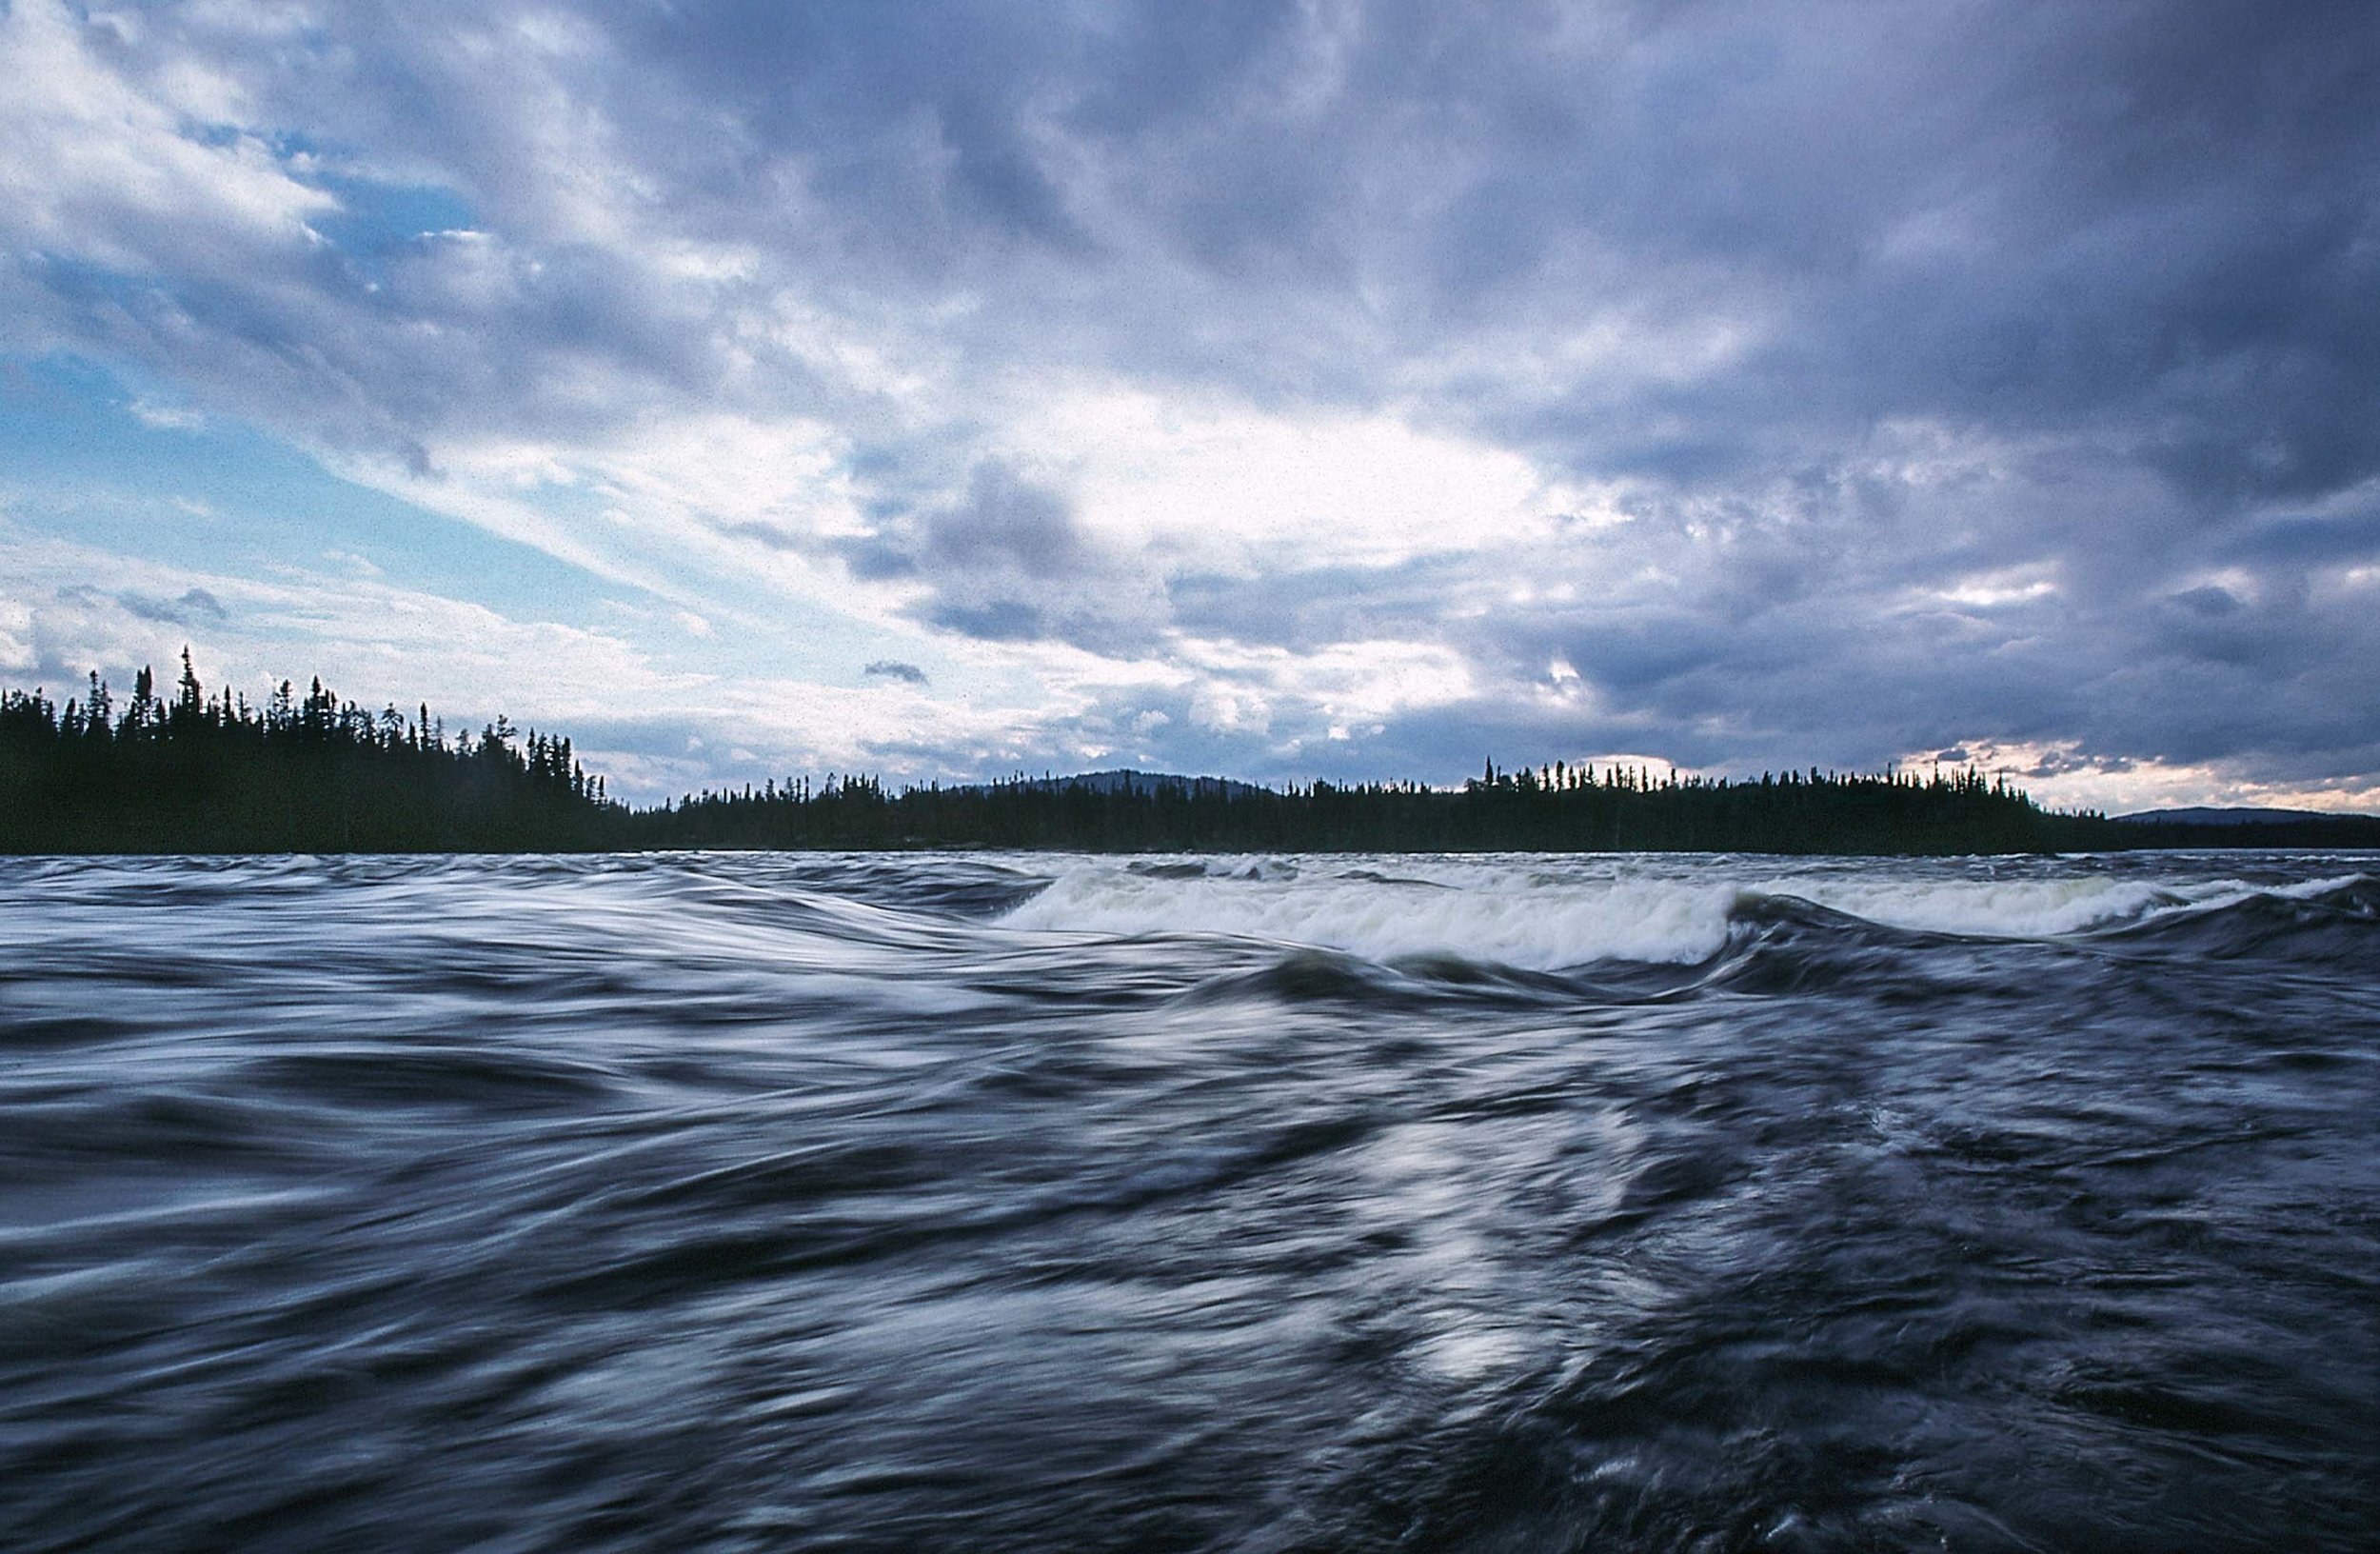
<box><xmin>6</xmin><ymin>657</ymin><xmax>2374</xmax><ymax>855</ymax></box>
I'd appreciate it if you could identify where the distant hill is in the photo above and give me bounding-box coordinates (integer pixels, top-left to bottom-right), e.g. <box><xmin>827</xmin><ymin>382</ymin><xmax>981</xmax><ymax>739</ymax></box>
<box><xmin>2106</xmin><ymin>806</ymin><xmax>2380</xmax><ymax>847</ymax></box>
<box><xmin>2114</xmin><ymin>807</ymin><xmax>2376</xmax><ymax>826</ymax></box>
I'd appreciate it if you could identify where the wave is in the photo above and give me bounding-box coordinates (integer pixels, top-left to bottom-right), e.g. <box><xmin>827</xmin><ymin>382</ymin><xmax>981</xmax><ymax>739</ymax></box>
<box><xmin>2092</xmin><ymin>873</ymin><xmax>2379</xmax><ymax>965</ymax></box>
<box><xmin>1005</xmin><ymin>862</ymin><xmax>1743</xmax><ymax>967</ymax></box>
<box><xmin>999</xmin><ymin>858</ymin><xmax>2375</xmax><ymax>972</ymax></box>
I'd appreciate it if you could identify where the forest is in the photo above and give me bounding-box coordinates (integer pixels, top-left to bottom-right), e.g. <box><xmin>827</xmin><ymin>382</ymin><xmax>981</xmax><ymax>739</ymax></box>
<box><xmin>0</xmin><ymin>653</ymin><xmax>608</xmax><ymax>854</ymax></box>
<box><xmin>5</xmin><ymin>658</ymin><xmax>2375</xmax><ymax>855</ymax></box>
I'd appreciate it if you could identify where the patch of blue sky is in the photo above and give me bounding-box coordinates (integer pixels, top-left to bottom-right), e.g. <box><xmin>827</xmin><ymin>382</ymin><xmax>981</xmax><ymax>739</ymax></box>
<box><xmin>303</xmin><ymin>174</ymin><xmax>480</xmax><ymax>283</ymax></box>
<box><xmin>248</xmin><ymin>126</ymin><xmax>475</xmax><ymax>239</ymax></box>
<box><xmin>4</xmin><ymin>354</ymin><xmax>1006</xmax><ymax>706</ymax></box>
<box><xmin>0</xmin><ymin>352</ymin><xmax>616</xmax><ymax>624</ymax></box>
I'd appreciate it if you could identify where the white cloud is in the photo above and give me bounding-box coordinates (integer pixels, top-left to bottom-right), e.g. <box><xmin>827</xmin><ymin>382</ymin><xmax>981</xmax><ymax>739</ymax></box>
<box><xmin>0</xmin><ymin>527</ymin><xmax>1197</xmax><ymax>797</ymax></box>
<box><xmin>0</xmin><ymin>597</ymin><xmax>35</xmax><ymax>672</ymax></box>
<box><xmin>0</xmin><ymin>0</ymin><xmax>331</xmax><ymax>269</ymax></box>
<box><xmin>1903</xmin><ymin>738</ymin><xmax>2380</xmax><ymax>818</ymax></box>
<box><xmin>1002</xmin><ymin>380</ymin><xmax>1602</xmax><ymax>568</ymax></box>
<box><xmin>129</xmin><ymin>397</ymin><xmax>205</xmax><ymax>429</ymax></box>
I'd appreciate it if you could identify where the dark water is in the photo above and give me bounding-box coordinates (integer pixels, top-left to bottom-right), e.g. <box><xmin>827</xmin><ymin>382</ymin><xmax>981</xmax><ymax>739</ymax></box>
<box><xmin>2</xmin><ymin>850</ymin><xmax>2373</xmax><ymax>1552</ymax></box>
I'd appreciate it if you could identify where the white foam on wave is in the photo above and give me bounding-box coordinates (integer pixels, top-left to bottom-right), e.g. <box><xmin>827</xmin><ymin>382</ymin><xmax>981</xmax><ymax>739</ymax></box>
<box><xmin>1000</xmin><ymin>864</ymin><xmax>1742</xmax><ymax>967</ymax></box>
<box><xmin>1774</xmin><ymin>876</ymin><xmax>2175</xmax><ymax>940</ymax></box>
<box><xmin>1799</xmin><ymin>870</ymin><xmax>2370</xmax><ymax>943</ymax></box>
<box><xmin>995</xmin><ymin>860</ymin><xmax>2370</xmax><ymax>970</ymax></box>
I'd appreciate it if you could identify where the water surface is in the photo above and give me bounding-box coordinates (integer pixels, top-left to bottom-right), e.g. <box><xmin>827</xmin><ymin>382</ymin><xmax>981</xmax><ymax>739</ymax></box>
<box><xmin>2</xmin><ymin>850</ymin><xmax>2373</xmax><ymax>1551</ymax></box>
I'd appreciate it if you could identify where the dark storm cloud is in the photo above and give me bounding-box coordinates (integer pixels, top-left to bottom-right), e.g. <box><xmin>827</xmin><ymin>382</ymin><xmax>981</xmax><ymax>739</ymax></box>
<box><xmin>922</xmin><ymin>463</ymin><xmax>1084</xmax><ymax>580</ymax></box>
<box><xmin>55</xmin><ymin>584</ymin><xmax>228</xmax><ymax>628</ymax></box>
<box><xmin>834</xmin><ymin>461</ymin><xmax>1166</xmax><ymax>651</ymax></box>
<box><xmin>833</xmin><ymin>460</ymin><xmax>1083</xmax><ymax>587</ymax></box>
<box><xmin>2221</xmin><ymin>509</ymin><xmax>2380</xmax><ymax>568</ymax></box>
<box><xmin>8</xmin><ymin>0</ymin><xmax>2376</xmax><ymax>790</ymax></box>
<box><xmin>1483</xmin><ymin>9</ymin><xmax>2380</xmax><ymax>544</ymax></box>
<box><xmin>1167</xmin><ymin>554</ymin><xmax>1493</xmax><ymax>653</ymax></box>
<box><xmin>25</xmin><ymin>1</ymin><xmax>2379</xmax><ymax>478</ymax></box>
<box><xmin>122</xmin><ymin>587</ymin><xmax>228</xmax><ymax>625</ymax></box>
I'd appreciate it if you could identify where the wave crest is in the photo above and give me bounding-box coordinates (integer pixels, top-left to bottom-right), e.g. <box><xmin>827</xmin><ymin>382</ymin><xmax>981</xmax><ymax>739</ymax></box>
<box><xmin>999</xmin><ymin>859</ymin><xmax>2374</xmax><ymax>971</ymax></box>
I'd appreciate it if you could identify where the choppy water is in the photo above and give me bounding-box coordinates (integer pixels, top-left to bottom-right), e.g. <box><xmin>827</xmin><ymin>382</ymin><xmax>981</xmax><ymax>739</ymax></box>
<box><xmin>2</xmin><ymin>850</ymin><xmax>2374</xmax><ymax>1552</ymax></box>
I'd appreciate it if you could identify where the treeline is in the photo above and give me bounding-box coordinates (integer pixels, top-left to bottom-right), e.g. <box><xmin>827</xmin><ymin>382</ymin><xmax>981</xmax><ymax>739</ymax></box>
<box><xmin>642</xmin><ymin>766</ymin><xmax>2380</xmax><ymax>852</ymax></box>
<box><xmin>643</xmin><ymin>762</ymin><xmax>2083</xmax><ymax>854</ymax></box>
<box><xmin>0</xmin><ymin>653</ymin><xmax>614</xmax><ymax>853</ymax></box>
<box><xmin>6</xmin><ymin>660</ymin><xmax>2376</xmax><ymax>854</ymax></box>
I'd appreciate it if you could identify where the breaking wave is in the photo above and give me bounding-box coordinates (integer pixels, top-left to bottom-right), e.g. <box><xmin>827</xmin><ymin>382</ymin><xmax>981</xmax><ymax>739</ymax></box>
<box><xmin>1000</xmin><ymin>854</ymin><xmax>2376</xmax><ymax>970</ymax></box>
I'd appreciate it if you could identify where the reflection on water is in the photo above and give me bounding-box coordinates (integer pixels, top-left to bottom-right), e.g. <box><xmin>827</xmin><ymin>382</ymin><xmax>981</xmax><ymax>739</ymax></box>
<box><xmin>1</xmin><ymin>850</ymin><xmax>2373</xmax><ymax>1551</ymax></box>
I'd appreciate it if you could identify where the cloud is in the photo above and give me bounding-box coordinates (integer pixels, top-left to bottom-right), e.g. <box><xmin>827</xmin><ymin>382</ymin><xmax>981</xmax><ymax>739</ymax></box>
<box><xmin>831</xmin><ymin>459</ymin><xmax>1176</xmax><ymax>652</ymax></box>
<box><xmin>863</xmin><ymin>659</ymin><xmax>928</xmax><ymax>685</ymax></box>
<box><xmin>2</xmin><ymin>0</ymin><xmax>2375</xmax><ymax>807</ymax></box>
<box><xmin>110</xmin><ymin>587</ymin><xmax>228</xmax><ymax>626</ymax></box>
<box><xmin>922</xmin><ymin>462</ymin><xmax>1084</xmax><ymax>579</ymax></box>
<box><xmin>128</xmin><ymin>397</ymin><xmax>204</xmax><ymax>429</ymax></box>
<box><xmin>0</xmin><ymin>528</ymin><xmax>1084</xmax><ymax>798</ymax></box>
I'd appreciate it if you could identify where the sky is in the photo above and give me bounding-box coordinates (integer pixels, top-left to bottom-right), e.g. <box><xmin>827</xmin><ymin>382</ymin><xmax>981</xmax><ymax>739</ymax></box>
<box><xmin>2</xmin><ymin>0</ymin><xmax>2376</xmax><ymax>811</ymax></box>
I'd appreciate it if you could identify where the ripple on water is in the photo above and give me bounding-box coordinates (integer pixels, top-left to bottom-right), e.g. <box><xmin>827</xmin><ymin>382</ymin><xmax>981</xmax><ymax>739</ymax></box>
<box><xmin>0</xmin><ymin>849</ymin><xmax>2371</xmax><ymax>1552</ymax></box>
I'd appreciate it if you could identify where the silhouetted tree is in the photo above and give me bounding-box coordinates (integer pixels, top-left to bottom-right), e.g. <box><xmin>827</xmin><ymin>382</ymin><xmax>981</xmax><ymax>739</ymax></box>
<box><xmin>7</xmin><ymin>652</ymin><xmax>2372</xmax><ymax>855</ymax></box>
